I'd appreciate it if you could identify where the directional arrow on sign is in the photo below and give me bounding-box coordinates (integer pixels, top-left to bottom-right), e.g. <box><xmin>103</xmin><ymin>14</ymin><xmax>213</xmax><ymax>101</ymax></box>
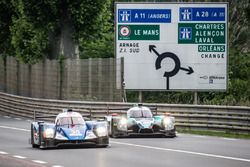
<box><xmin>149</xmin><ymin>45</ymin><xmax>194</xmax><ymax>75</ymax></box>
<box><xmin>149</xmin><ymin>45</ymin><xmax>194</xmax><ymax>90</ymax></box>
<box><xmin>149</xmin><ymin>45</ymin><xmax>160</xmax><ymax>57</ymax></box>
<box><xmin>180</xmin><ymin>66</ymin><xmax>194</xmax><ymax>75</ymax></box>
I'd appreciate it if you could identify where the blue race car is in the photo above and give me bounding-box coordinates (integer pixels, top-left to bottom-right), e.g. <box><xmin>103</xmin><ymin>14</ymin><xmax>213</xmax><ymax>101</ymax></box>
<box><xmin>105</xmin><ymin>105</ymin><xmax>176</xmax><ymax>138</ymax></box>
<box><xmin>30</xmin><ymin>109</ymin><xmax>109</xmax><ymax>149</ymax></box>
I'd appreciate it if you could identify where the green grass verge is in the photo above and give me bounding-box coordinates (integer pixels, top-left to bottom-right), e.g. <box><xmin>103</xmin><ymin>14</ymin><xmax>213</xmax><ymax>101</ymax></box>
<box><xmin>177</xmin><ymin>129</ymin><xmax>250</xmax><ymax>139</ymax></box>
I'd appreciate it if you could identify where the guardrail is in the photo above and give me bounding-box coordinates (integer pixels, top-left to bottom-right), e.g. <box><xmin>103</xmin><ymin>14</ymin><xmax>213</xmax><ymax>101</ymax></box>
<box><xmin>0</xmin><ymin>92</ymin><xmax>249</xmax><ymax>134</ymax></box>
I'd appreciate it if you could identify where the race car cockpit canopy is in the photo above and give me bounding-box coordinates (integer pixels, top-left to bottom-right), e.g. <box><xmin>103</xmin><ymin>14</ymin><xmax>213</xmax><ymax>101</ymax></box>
<box><xmin>56</xmin><ymin>116</ymin><xmax>85</xmax><ymax>126</ymax></box>
<box><xmin>55</xmin><ymin>109</ymin><xmax>85</xmax><ymax>126</ymax></box>
<box><xmin>127</xmin><ymin>106</ymin><xmax>153</xmax><ymax>118</ymax></box>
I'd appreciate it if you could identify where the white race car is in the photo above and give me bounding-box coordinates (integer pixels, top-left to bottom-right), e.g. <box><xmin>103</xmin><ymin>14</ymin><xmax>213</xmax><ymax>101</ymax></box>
<box><xmin>105</xmin><ymin>104</ymin><xmax>176</xmax><ymax>138</ymax></box>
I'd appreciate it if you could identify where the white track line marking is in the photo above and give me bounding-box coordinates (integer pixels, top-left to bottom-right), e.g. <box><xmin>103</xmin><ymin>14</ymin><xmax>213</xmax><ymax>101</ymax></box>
<box><xmin>15</xmin><ymin>118</ymin><xmax>22</xmax><ymax>120</ymax></box>
<box><xmin>0</xmin><ymin>151</ymin><xmax>8</xmax><ymax>155</ymax></box>
<box><xmin>4</xmin><ymin>116</ymin><xmax>10</xmax><ymax>118</ymax></box>
<box><xmin>0</xmin><ymin>125</ymin><xmax>30</xmax><ymax>132</ymax></box>
<box><xmin>32</xmin><ymin>160</ymin><xmax>47</xmax><ymax>164</ymax></box>
<box><xmin>1</xmin><ymin>125</ymin><xmax>248</xmax><ymax>163</ymax></box>
<box><xmin>110</xmin><ymin>141</ymin><xmax>250</xmax><ymax>163</ymax></box>
<box><xmin>222</xmin><ymin>138</ymin><xmax>237</xmax><ymax>141</ymax></box>
<box><xmin>52</xmin><ymin>165</ymin><xmax>64</xmax><ymax>167</ymax></box>
<box><xmin>13</xmin><ymin>155</ymin><xmax>27</xmax><ymax>159</ymax></box>
<box><xmin>193</xmin><ymin>135</ymin><xmax>206</xmax><ymax>138</ymax></box>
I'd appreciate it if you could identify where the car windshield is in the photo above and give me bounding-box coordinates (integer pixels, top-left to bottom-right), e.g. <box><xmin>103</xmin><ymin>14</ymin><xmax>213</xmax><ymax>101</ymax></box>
<box><xmin>128</xmin><ymin>109</ymin><xmax>153</xmax><ymax>118</ymax></box>
<box><xmin>57</xmin><ymin>116</ymin><xmax>85</xmax><ymax>126</ymax></box>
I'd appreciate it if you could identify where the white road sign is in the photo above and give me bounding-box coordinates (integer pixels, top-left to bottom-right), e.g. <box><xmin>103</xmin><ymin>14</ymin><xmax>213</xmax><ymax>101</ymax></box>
<box><xmin>115</xmin><ymin>3</ymin><xmax>228</xmax><ymax>91</ymax></box>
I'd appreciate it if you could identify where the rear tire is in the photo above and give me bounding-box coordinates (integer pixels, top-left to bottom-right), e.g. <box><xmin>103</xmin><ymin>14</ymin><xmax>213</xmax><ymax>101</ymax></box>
<box><xmin>32</xmin><ymin>144</ymin><xmax>39</xmax><ymax>148</ymax></box>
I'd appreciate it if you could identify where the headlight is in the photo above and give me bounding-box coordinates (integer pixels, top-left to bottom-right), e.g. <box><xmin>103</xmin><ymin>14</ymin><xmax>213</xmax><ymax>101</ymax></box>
<box><xmin>117</xmin><ymin>117</ymin><xmax>127</xmax><ymax>130</ymax></box>
<box><xmin>163</xmin><ymin>117</ymin><xmax>172</xmax><ymax>125</ymax></box>
<box><xmin>119</xmin><ymin>117</ymin><xmax>127</xmax><ymax>125</ymax></box>
<box><xmin>96</xmin><ymin>127</ymin><xmax>107</xmax><ymax>137</ymax></box>
<box><xmin>44</xmin><ymin>128</ymin><xmax>54</xmax><ymax>138</ymax></box>
<box><xmin>163</xmin><ymin>117</ymin><xmax>175</xmax><ymax>130</ymax></box>
<box><xmin>85</xmin><ymin>130</ymin><xmax>96</xmax><ymax>139</ymax></box>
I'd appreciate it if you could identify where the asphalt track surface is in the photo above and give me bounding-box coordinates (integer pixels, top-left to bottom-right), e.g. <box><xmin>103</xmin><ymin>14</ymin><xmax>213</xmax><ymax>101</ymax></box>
<box><xmin>0</xmin><ymin>113</ymin><xmax>250</xmax><ymax>167</ymax></box>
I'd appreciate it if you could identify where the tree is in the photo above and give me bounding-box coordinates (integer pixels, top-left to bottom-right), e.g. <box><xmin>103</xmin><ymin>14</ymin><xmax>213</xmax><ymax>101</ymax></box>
<box><xmin>79</xmin><ymin>0</ymin><xmax>114</xmax><ymax>59</ymax></box>
<box><xmin>1</xmin><ymin>0</ymin><xmax>112</xmax><ymax>64</ymax></box>
<box><xmin>229</xmin><ymin>0</ymin><xmax>250</xmax><ymax>53</ymax></box>
<box><xmin>0</xmin><ymin>0</ymin><xmax>14</xmax><ymax>57</ymax></box>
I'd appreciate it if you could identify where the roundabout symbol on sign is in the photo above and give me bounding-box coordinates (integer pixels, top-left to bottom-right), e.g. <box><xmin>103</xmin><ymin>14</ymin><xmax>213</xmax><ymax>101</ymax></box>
<box><xmin>149</xmin><ymin>45</ymin><xmax>194</xmax><ymax>90</ymax></box>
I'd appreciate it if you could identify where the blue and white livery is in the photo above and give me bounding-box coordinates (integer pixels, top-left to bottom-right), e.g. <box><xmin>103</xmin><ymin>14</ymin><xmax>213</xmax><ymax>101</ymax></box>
<box><xmin>30</xmin><ymin>109</ymin><xmax>109</xmax><ymax>149</ymax></box>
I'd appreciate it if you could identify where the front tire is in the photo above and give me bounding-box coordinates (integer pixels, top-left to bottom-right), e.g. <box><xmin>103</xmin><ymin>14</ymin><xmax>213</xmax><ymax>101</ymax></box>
<box><xmin>111</xmin><ymin>120</ymin><xmax>118</xmax><ymax>138</ymax></box>
<box><xmin>31</xmin><ymin>124</ymin><xmax>39</xmax><ymax>148</ymax></box>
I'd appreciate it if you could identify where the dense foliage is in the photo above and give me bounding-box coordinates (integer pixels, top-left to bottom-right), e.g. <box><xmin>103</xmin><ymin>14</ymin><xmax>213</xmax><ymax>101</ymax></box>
<box><xmin>79</xmin><ymin>0</ymin><xmax>114</xmax><ymax>59</ymax></box>
<box><xmin>0</xmin><ymin>0</ymin><xmax>14</xmax><ymax>57</ymax></box>
<box><xmin>0</xmin><ymin>0</ymin><xmax>111</xmax><ymax>63</ymax></box>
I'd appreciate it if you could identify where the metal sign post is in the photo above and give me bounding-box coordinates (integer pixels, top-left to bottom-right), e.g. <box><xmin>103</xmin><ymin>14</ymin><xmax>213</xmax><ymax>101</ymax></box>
<box><xmin>194</xmin><ymin>92</ymin><xmax>198</xmax><ymax>105</ymax></box>
<box><xmin>139</xmin><ymin>91</ymin><xmax>142</xmax><ymax>103</ymax></box>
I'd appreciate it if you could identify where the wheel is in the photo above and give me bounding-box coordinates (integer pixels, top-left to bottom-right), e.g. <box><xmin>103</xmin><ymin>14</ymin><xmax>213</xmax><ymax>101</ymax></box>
<box><xmin>32</xmin><ymin>144</ymin><xmax>39</xmax><ymax>148</ymax></box>
<box><xmin>165</xmin><ymin>129</ymin><xmax>177</xmax><ymax>138</ymax></box>
<box><xmin>31</xmin><ymin>124</ymin><xmax>39</xmax><ymax>148</ymax></box>
<box><xmin>111</xmin><ymin>120</ymin><xmax>118</xmax><ymax>138</ymax></box>
<box><xmin>96</xmin><ymin>144</ymin><xmax>109</xmax><ymax>148</ymax></box>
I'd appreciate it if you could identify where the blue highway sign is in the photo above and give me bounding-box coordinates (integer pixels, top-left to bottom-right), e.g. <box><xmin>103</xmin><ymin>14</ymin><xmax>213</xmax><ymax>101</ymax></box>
<box><xmin>118</xmin><ymin>9</ymin><xmax>171</xmax><ymax>23</ymax></box>
<box><xmin>179</xmin><ymin>7</ymin><xmax>225</xmax><ymax>21</ymax></box>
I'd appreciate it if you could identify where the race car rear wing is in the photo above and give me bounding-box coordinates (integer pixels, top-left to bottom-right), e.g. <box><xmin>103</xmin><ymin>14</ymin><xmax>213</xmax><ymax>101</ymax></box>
<box><xmin>33</xmin><ymin>111</ymin><xmax>57</xmax><ymax>122</ymax></box>
<box><xmin>32</xmin><ymin>105</ymin><xmax>158</xmax><ymax>122</ymax></box>
<box><xmin>32</xmin><ymin>109</ymin><xmax>90</xmax><ymax>122</ymax></box>
<box><xmin>104</xmin><ymin>105</ymin><xmax>158</xmax><ymax>116</ymax></box>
